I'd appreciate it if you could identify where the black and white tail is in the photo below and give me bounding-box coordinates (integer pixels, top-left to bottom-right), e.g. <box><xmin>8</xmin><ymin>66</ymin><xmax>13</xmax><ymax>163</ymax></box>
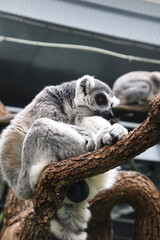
<box><xmin>50</xmin><ymin>200</ymin><xmax>91</xmax><ymax>240</ymax></box>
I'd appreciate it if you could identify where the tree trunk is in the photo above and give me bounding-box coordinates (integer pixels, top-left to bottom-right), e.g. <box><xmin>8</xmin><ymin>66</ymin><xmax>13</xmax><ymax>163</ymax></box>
<box><xmin>1</xmin><ymin>94</ymin><xmax>160</xmax><ymax>239</ymax></box>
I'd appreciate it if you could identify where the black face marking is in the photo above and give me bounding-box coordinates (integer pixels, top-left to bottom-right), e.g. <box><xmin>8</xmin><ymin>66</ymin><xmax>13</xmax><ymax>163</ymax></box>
<box><xmin>95</xmin><ymin>93</ymin><xmax>108</xmax><ymax>106</ymax></box>
<box><xmin>94</xmin><ymin>109</ymin><xmax>114</xmax><ymax>120</ymax></box>
<box><xmin>82</xmin><ymin>86</ymin><xmax>87</xmax><ymax>96</ymax></box>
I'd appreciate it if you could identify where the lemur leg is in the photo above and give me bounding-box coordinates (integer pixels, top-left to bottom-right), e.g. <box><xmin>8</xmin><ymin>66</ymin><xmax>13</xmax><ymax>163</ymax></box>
<box><xmin>75</xmin><ymin>116</ymin><xmax>128</xmax><ymax>199</ymax></box>
<box><xmin>16</xmin><ymin>118</ymin><xmax>95</xmax><ymax>199</ymax></box>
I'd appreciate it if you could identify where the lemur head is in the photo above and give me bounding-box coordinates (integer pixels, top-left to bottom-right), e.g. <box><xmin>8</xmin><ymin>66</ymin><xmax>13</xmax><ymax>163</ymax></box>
<box><xmin>74</xmin><ymin>75</ymin><xmax>118</xmax><ymax>120</ymax></box>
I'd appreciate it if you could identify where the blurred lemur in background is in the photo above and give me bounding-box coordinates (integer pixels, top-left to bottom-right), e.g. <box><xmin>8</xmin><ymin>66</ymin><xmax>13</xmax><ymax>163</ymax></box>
<box><xmin>0</xmin><ymin>75</ymin><xmax>128</xmax><ymax>240</ymax></box>
<box><xmin>113</xmin><ymin>71</ymin><xmax>160</xmax><ymax>105</ymax></box>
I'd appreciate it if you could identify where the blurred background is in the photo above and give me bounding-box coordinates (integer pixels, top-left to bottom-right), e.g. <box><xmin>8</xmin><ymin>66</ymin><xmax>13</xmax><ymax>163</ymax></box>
<box><xmin>0</xmin><ymin>0</ymin><xmax>160</xmax><ymax>239</ymax></box>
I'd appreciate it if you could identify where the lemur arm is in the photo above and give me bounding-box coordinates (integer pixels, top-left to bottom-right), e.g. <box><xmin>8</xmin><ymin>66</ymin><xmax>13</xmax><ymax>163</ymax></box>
<box><xmin>74</xmin><ymin>116</ymin><xmax>128</xmax><ymax>149</ymax></box>
<box><xmin>74</xmin><ymin>116</ymin><xmax>111</xmax><ymax>134</ymax></box>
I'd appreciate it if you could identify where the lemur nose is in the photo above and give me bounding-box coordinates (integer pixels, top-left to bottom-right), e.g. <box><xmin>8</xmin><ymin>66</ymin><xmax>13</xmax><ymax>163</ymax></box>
<box><xmin>108</xmin><ymin>109</ymin><xmax>114</xmax><ymax>119</ymax></box>
<box><xmin>98</xmin><ymin>109</ymin><xmax>114</xmax><ymax>120</ymax></box>
<box><xmin>94</xmin><ymin>109</ymin><xmax>114</xmax><ymax>120</ymax></box>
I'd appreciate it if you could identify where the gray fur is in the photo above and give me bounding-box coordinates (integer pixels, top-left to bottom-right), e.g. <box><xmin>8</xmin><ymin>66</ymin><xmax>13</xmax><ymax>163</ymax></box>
<box><xmin>113</xmin><ymin>71</ymin><xmax>160</xmax><ymax>104</ymax></box>
<box><xmin>0</xmin><ymin>75</ymin><xmax>127</xmax><ymax>240</ymax></box>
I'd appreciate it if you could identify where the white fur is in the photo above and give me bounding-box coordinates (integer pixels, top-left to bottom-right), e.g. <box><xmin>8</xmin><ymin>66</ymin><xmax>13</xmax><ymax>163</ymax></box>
<box><xmin>111</xmin><ymin>123</ymin><xmax>128</xmax><ymax>136</ymax></box>
<box><xmin>75</xmin><ymin>116</ymin><xmax>111</xmax><ymax>134</ymax></box>
<box><xmin>74</xmin><ymin>75</ymin><xmax>95</xmax><ymax>107</ymax></box>
<box><xmin>96</xmin><ymin>123</ymin><xmax>128</xmax><ymax>149</ymax></box>
<box><xmin>86</xmin><ymin>168</ymin><xmax>118</xmax><ymax>200</ymax></box>
<box><xmin>111</xmin><ymin>96</ymin><xmax>121</xmax><ymax>106</ymax></box>
<box><xmin>50</xmin><ymin>201</ymin><xmax>90</xmax><ymax>240</ymax></box>
<box><xmin>28</xmin><ymin>118</ymin><xmax>87</xmax><ymax>189</ymax></box>
<box><xmin>50</xmin><ymin>220</ymin><xmax>87</xmax><ymax>240</ymax></box>
<box><xmin>29</xmin><ymin>160</ymin><xmax>50</xmax><ymax>189</ymax></box>
<box><xmin>36</xmin><ymin>118</ymin><xmax>86</xmax><ymax>145</ymax></box>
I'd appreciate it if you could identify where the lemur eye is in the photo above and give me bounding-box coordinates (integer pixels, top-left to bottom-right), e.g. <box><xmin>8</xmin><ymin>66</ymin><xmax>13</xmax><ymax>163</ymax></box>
<box><xmin>95</xmin><ymin>93</ymin><xmax>108</xmax><ymax>106</ymax></box>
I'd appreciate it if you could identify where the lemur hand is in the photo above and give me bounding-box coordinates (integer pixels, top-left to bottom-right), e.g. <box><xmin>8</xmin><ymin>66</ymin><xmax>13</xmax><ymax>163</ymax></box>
<box><xmin>96</xmin><ymin>123</ymin><xmax>128</xmax><ymax>149</ymax></box>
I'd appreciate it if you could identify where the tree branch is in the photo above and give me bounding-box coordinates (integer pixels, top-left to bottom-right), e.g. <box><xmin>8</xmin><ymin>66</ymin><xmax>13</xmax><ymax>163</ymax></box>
<box><xmin>88</xmin><ymin>170</ymin><xmax>160</xmax><ymax>240</ymax></box>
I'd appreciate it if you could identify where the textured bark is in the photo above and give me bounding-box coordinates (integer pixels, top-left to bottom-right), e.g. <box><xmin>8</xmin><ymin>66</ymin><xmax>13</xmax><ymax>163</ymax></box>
<box><xmin>0</xmin><ymin>93</ymin><xmax>160</xmax><ymax>239</ymax></box>
<box><xmin>0</xmin><ymin>188</ymin><xmax>33</xmax><ymax>239</ymax></box>
<box><xmin>88</xmin><ymin>171</ymin><xmax>160</xmax><ymax>240</ymax></box>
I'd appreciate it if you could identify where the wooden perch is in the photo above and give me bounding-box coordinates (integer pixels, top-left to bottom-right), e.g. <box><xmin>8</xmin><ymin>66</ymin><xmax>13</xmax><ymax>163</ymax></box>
<box><xmin>88</xmin><ymin>170</ymin><xmax>160</xmax><ymax>240</ymax></box>
<box><xmin>1</xmin><ymin>93</ymin><xmax>160</xmax><ymax>239</ymax></box>
<box><xmin>112</xmin><ymin>103</ymin><xmax>148</xmax><ymax>116</ymax></box>
<box><xmin>0</xmin><ymin>101</ymin><xmax>10</xmax><ymax>117</ymax></box>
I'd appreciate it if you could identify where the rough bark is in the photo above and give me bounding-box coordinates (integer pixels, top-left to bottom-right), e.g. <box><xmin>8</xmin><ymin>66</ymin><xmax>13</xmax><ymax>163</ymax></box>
<box><xmin>1</xmin><ymin>94</ymin><xmax>160</xmax><ymax>239</ymax></box>
<box><xmin>0</xmin><ymin>188</ymin><xmax>33</xmax><ymax>238</ymax></box>
<box><xmin>88</xmin><ymin>170</ymin><xmax>160</xmax><ymax>240</ymax></box>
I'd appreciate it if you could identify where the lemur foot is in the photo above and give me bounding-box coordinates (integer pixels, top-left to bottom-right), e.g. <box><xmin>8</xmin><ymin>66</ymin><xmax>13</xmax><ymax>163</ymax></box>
<box><xmin>86</xmin><ymin>138</ymin><xmax>95</xmax><ymax>152</ymax></box>
<box><xmin>96</xmin><ymin>123</ymin><xmax>128</xmax><ymax>149</ymax></box>
<box><xmin>67</xmin><ymin>181</ymin><xmax>89</xmax><ymax>203</ymax></box>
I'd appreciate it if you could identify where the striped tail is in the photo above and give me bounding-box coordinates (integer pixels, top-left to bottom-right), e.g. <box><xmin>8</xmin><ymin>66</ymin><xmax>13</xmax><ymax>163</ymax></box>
<box><xmin>50</xmin><ymin>199</ymin><xmax>91</xmax><ymax>240</ymax></box>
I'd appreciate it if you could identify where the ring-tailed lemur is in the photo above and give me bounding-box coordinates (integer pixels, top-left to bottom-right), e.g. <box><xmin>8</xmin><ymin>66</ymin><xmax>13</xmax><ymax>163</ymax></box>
<box><xmin>0</xmin><ymin>75</ymin><xmax>128</xmax><ymax>240</ymax></box>
<box><xmin>113</xmin><ymin>71</ymin><xmax>160</xmax><ymax>105</ymax></box>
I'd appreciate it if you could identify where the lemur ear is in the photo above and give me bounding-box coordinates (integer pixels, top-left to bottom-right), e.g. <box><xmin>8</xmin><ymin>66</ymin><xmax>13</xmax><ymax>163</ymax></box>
<box><xmin>111</xmin><ymin>96</ymin><xmax>121</xmax><ymax>107</ymax></box>
<box><xmin>78</xmin><ymin>75</ymin><xmax>95</xmax><ymax>96</ymax></box>
<box><xmin>151</xmin><ymin>72</ymin><xmax>160</xmax><ymax>85</ymax></box>
<box><xmin>45</xmin><ymin>86</ymin><xmax>54</xmax><ymax>96</ymax></box>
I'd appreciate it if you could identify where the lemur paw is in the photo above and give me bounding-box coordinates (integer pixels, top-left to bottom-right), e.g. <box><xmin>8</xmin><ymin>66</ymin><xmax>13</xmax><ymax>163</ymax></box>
<box><xmin>86</xmin><ymin>138</ymin><xmax>95</xmax><ymax>152</ymax></box>
<box><xmin>67</xmin><ymin>181</ymin><xmax>89</xmax><ymax>203</ymax></box>
<box><xmin>96</xmin><ymin>123</ymin><xmax>128</xmax><ymax>149</ymax></box>
<box><xmin>108</xmin><ymin>123</ymin><xmax>128</xmax><ymax>144</ymax></box>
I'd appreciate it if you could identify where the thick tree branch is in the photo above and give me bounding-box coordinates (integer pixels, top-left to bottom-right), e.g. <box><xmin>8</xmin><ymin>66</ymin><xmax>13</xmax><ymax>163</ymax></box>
<box><xmin>88</xmin><ymin>170</ymin><xmax>160</xmax><ymax>240</ymax></box>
